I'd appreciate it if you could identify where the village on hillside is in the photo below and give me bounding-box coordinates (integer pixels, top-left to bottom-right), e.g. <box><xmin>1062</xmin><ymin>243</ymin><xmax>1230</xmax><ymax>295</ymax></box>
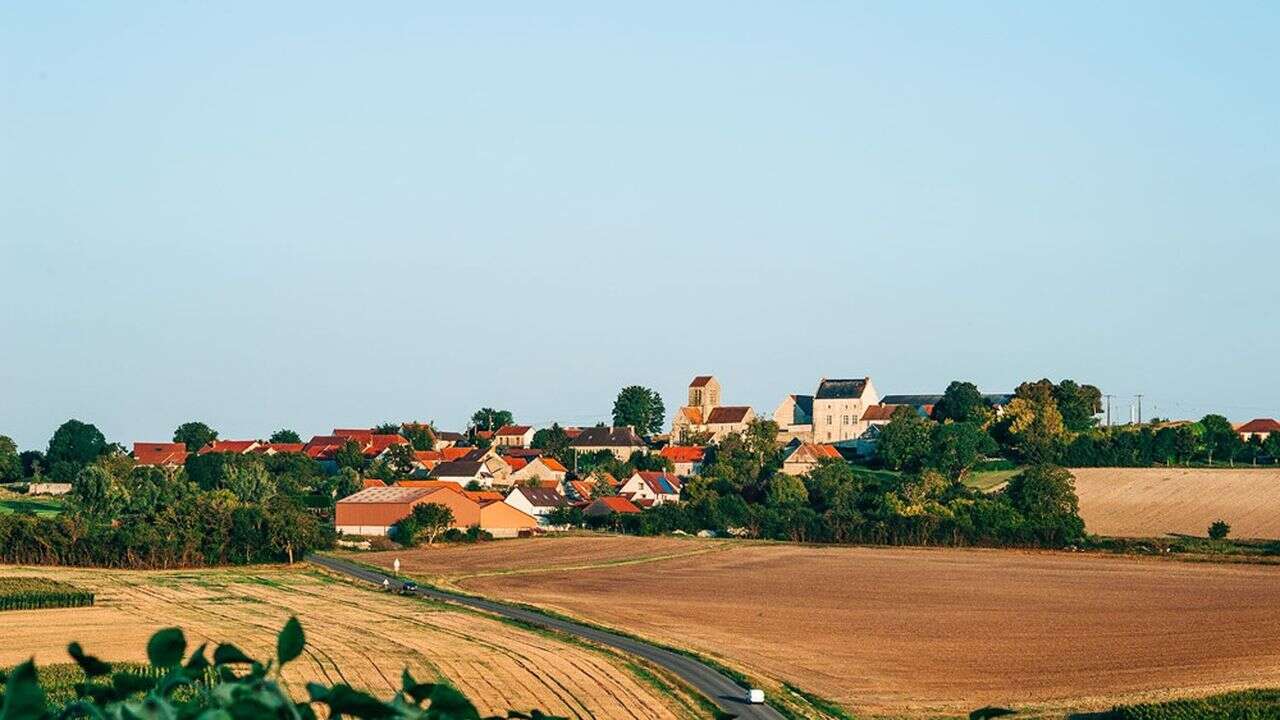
<box><xmin>104</xmin><ymin>374</ymin><xmax>1280</xmax><ymax>544</ymax></box>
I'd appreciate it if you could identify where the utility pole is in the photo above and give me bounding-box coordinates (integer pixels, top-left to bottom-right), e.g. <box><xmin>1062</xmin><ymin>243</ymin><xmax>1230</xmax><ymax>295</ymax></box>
<box><xmin>1104</xmin><ymin>394</ymin><xmax>1114</xmax><ymax>427</ymax></box>
<box><xmin>1135</xmin><ymin>394</ymin><xmax>1143</xmax><ymax>425</ymax></box>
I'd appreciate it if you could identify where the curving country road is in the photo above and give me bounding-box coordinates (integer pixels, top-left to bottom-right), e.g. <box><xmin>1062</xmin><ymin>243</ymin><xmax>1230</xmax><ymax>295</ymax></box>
<box><xmin>307</xmin><ymin>553</ymin><xmax>783</xmax><ymax>720</ymax></box>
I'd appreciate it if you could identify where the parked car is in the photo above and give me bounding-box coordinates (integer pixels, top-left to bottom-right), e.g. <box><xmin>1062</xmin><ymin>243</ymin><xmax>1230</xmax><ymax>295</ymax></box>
<box><xmin>399</xmin><ymin>580</ymin><xmax>419</xmax><ymax>595</ymax></box>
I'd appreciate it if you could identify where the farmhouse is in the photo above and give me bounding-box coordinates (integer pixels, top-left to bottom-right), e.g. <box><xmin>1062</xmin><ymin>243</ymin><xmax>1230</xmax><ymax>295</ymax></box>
<box><xmin>780</xmin><ymin>442</ymin><xmax>842</xmax><ymax>476</ymax></box>
<box><xmin>773</xmin><ymin>376</ymin><xmax>881</xmax><ymax>443</ymax></box>
<box><xmin>428</xmin><ymin>460</ymin><xmax>494</xmax><ymax>487</ymax></box>
<box><xmin>618</xmin><ymin>470</ymin><xmax>681</xmax><ymax>507</ymax></box>
<box><xmin>132</xmin><ymin>442</ymin><xmax>189</xmax><ymax>467</ymax></box>
<box><xmin>584</xmin><ymin>495</ymin><xmax>642</xmax><ymax>518</ymax></box>
<box><xmin>1237</xmin><ymin>418</ymin><xmax>1280</xmax><ymax>442</ymax></box>
<box><xmin>508</xmin><ymin>456</ymin><xmax>568</xmax><ymax>486</ymax></box>
<box><xmin>658</xmin><ymin>445</ymin><xmax>705</xmax><ymax>476</ymax></box>
<box><xmin>569</xmin><ymin>426</ymin><xmax>647</xmax><ymax>461</ymax></box>
<box><xmin>494</xmin><ymin>425</ymin><xmax>535</xmax><ymax>448</ymax></box>
<box><xmin>505</xmin><ymin>486</ymin><xmax>567</xmax><ymax>524</ymax></box>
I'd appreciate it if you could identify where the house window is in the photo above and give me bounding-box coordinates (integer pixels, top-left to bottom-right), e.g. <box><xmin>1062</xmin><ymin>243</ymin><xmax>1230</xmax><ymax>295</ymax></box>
<box><xmin>826</xmin><ymin>416</ymin><xmax>832</xmax><ymax>425</ymax></box>
<box><xmin>842</xmin><ymin>415</ymin><xmax>848</xmax><ymax>425</ymax></box>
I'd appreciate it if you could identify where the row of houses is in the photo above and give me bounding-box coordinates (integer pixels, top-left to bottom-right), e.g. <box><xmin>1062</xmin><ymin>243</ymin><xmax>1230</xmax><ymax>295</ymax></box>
<box><xmin>334</xmin><ymin>468</ymin><xmax>683</xmax><ymax>538</ymax></box>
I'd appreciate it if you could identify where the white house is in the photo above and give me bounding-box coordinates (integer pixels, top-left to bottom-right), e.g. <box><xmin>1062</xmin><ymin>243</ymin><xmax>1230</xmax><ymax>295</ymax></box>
<box><xmin>508</xmin><ymin>456</ymin><xmax>568</xmax><ymax>486</ymax></box>
<box><xmin>504</xmin><ymin>486</ymin><xmax>567</xmax><ymax>525</ymax></box>
<box><xmin>494</xmin><ymin>425</ymin><xmax>535</xmax><ymax>448</ymax></box>
<box><xmin>617</xmin><ymin>471</ymin><xmax>681</xmax><ymax>507</ymax></box>
<box><xmin>427</xmin><ymin>460</ymin><xmax>494</xmax><ymax>488</ymax></box>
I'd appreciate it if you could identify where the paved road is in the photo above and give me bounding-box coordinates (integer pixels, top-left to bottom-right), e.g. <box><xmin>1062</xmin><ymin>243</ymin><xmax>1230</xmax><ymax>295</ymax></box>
<box><xmin>307</xmin><ymin>553</ymin><xmax>784</xmax><ymax>719</ymax></box>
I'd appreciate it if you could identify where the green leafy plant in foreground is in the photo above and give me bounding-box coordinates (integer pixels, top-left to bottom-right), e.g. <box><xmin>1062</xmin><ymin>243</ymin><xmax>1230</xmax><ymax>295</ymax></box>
<box><xmin>0</xmin><ymin>617</ymin><xmax>563</xmax><ymax>720</ymax></box>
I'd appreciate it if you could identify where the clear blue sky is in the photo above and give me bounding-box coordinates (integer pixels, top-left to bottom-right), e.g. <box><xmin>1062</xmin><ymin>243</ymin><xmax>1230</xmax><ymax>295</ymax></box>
<box><xmin>2</xmin><ymin>2</ymin><xmax>1278</xmax><ymax>450</ymax></box>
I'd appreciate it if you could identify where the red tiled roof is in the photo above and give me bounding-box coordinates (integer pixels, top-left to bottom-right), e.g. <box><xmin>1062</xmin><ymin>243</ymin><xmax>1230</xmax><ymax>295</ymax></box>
<box><xmin>659</xmin><ymin>446</ymin><xmax>705</xmax><ymax>463</ymax></box>
<box><xmin>333</xmin><ymin>428</ymin><xmax>374</xmax><ymax>443</ymax></box>
<box><xmin>595</xmin><ymin>495</ymin><xmax>641</xmax><ymax>514</ymax></box>
<box><xmin>678</xmin><ymin>406</ymin><xmax>704</xmax><ymax>424</ymax></box>
<box><xmin>475</xmin><ymin>430</ymin><xmax>494</xmax><ymax>440</ymax></box>
<box><xmin>705</xmin><ymin>406</ymin><xmax>752</xmax><ymax>424</ymax></box>
<box><xmin>635</xmin><ymin>471</ymin><xmax>682</xmax><ymax>496</ymax></box>
<box><xmin>363</xmin><ymin>478</ymin><xmax>387</xmax><ymax>489</ymax></box>
<box><xmin>197</xmin><ymin>440</ymin><xmax>260</xmax><ymax>455</ymax></box>
<box><xmin>504</xmin><ymin>457</ymin><xmax>529</xmax><ymax>471</ymax></box>
<box><xmin>133</xmin><ymin>442</ymin><xmax>189</xmax><ymax>466</ymax></box>
<box><xmin>337</xmin><ymin>486</ymin><xmax>434</xmax><ymax>504</ymax></box>
<box><xmin>860</xmin><ymin>404</ymin><xmax>902</xmax><ymax>422</ymax></box>
<box><xmin>567</xmin><ymin>481</ymin><xmax>593</xmax><ymax>500</ymax></box>
<box><xmin>414</xmin><ymin>450</ymin><xmax>444</xmax><ymax>462</ymax></box>
<box><xmin>1238</xmin><ymin>418</ymin><xmax>1280</xmax><ymax>433</ymax></box>
<box><xmin>464</xmin><ymin>491</ymin><xmax>504</xmax><ymax>503</ymax></box>
<box><xmin>495</xmin><ymin>425</ymin><xmax>532</xmax><ymax>437</ymax></box>
<box><xmin>689</xmin><ymin>375</ymin><xmax>715</xmax><ymax>388</ymax></box>
<box><xmin>563</xmin><ymin>427</ymin><xmax>583</xmax><ymax>439</ymax></box>
<box><xmin>303</xmin><ymin>435</ymin><xmax>348</xmax><ymax>460</ymax></box>
<box><xmin>441</xmin><ymin>447</ymin><xmax>473</xmax><ymax>461</ymax></box>
<box><xmin>257</xmin><ymin>442</ymin><xmax>304</xmax><ymax>454</ymax></box>
<box><xmin>540</xmin><ymin>457</ymin><xmax>568</xmax><ymax>473</ymax></box>
<box><xmin>365</xmin><ymin>433</ymin><xmax>409</xmax><ymax>457</ymax></box>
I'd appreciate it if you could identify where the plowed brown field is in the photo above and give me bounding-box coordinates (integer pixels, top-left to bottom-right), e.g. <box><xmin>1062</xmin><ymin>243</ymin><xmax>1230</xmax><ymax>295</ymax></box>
<box><xmin>1072</xmin><ymin>467</ymin><xmax>1280</xmax><ymax>539</ymax></box>
<box><xmin>0</xmin><ymin>565</ymin><xmax>692</xmax><ymax>720</ymax></box>
<box><xmin>369</xmin><ymin>537</ymin><xmax>1280</xmax><ymax>716</ymax></box>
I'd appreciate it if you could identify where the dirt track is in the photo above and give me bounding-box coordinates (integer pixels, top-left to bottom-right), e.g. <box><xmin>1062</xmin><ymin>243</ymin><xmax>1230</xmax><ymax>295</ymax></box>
<box><xmin>1073</xmin><ymin>467</ymin><xmax>1280</xmax><ymax>539</ymax></box>
<box><xmin>0</xmin><ymin>566</ymin><xmax>690</xmax><ymax>720</ymax></box>
<box><xmin>378</xmin><ymin>539</ymin><xmax>1280</xmax><ymax>716</ymax></box>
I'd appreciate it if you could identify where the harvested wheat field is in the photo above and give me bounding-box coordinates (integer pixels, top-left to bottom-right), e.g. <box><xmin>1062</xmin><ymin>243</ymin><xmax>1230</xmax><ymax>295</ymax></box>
<box><xmin>377</xmin><ymin>538</ymin><xmax>1280</xmax><ymax>716</ymax></box>
<box><xmin>1073</xmin><ymin>467</ymin><xmax>1280</xmax><ymax>539</ymax></box>
<box><xmin>0</xmin><ymin>565</ymin><xmax>696</xmax><ymax>720</ymax></box>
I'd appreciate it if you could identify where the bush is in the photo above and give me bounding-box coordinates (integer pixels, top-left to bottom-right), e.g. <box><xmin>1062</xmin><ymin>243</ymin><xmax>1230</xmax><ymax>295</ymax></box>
<box><xmin>1209</xmin><ymin>519</ymin><xmax>1231</xmax><ymax>541</ymax></box>
<box><xmin>0</xmin><ymin>618</ymin><xmax>555</xmax><ymax>719</ymax></box>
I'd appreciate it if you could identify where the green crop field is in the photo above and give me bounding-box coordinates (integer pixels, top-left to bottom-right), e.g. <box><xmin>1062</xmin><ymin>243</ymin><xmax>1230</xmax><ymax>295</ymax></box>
<box><xmin>0</xmin><ymin>577</ymin><xmax>94</xmax><ymax>611</ymax></box>
<box><xmin>1100</xmin><ymin>689</ymin><xmax>1280</xmax><ymax>719</ymax></box>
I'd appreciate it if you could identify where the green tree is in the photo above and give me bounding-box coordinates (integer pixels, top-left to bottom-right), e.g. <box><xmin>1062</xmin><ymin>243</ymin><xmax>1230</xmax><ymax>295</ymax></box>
<box><xmin>1265</xmin><ymin>432</ymin><xmax>1280</xmax><ymax>462</ymax></box>
<box><xmin>173</xmin><ymin>421</ymin><xmax>218</xmax><ymax>452</ymax></box>
<box><xmin>372</xmin><ymin>422</ymin><xmax>400</xmax><ymax>435</ymax></box>
<box><xmin>70</xmin><ymin>465</ymin><xmax>129</xmax><ymax>522</ymax></box>
<box><xmin>330</xmin><ymin>467</ymin><xmax>363</xmax><ymax>499</ymax></box>
<box><xmin>265</xmin><ymin>495</ymin><xmax>326</xmax><ymax>563</ymax></box>
<box><xmin>1004</xmin><ymin>464</ymin><xmax>1084</xmax><ymax>545</ymax></box>
<box><xmin>0</xmin><ymin>435</ymin><xmax>20</xmax><ymax>482</ymax></box>
<box><xmin>19</xmin><ymin>450</ymin><xmax>45</xmax><ymax>478</ymax></box>
<box><xmin>1199</xmin><ymin>414</ymin><xmax>1241</xmax><ymax>465</ymax></box>
<box><xmin>928</xmin><ymin>422</ymin><xmax>997</xmax><ymax>479</ymax></box>
<box><xmin>531</xmin><ymin>423</ymin><xmax>572</xmax><ymax>462</ymax></box>
<box><xmin>1208</xmin><ymin>519</ymin><xmax>1231</xmax><ymax>541</ymax></box>
<box><xmin>470</xmin><ymin>408</ymin><xmax>514</xmax><ymax>433</ymax></box>
<box><xmin>612</xmin><ymin>385</ymin><xmax>666</xmax><ymax>435</ymax></box>
<box><xmin>1053</xmin><ymin>380</ymin><xmax>1103</xmax><ymax>433</ymax></box>
<box><xmin>46</xmin><ymin>419</ymin><xmax>109</xmax><ymax>482</ymax></box>
<box><xmin>222</xmin><ymin>459</ymin><xmax>277</xmax><ymax>504</ymax></box>
<box><xmin>767</xmin><ymin>474</ymin><xmax>809</xmax><ymax>507</ymax></box>
<box><xmin>1004</xmin><ymin>381</ymin><xmax>1066</xmax><ymax>463</ymax></box>
<box><xmin>877</xmin><ymin>406</ymin><xmax>934</xmax><ymax>471</ymax></box>
<box><xmin>933</xmin><ymin>381</ymin><xmax>991</xmax><ymax>424</ymax></box>
<box><xmin>402</xmin><ymin>422</ymin><xmax>436</xmax><ymax>451</ymax></box>
<box><xmin>269</xmin><ymin>428</ymin><xmax>301</xmax><ymax>444</ymax></box>
<box><xmin>334</xmin><ymin>440</ymin><xmax>368</xmax><ymax>472</ymax></box>
<box><xmin>393</xmin><ymin>502</ymin><xmax>455</xmax><ymax>546</ymax></box>
<box><xmin>383</xmin><ymin>443</ymin><xmax>417</xmax><ymax>476</ymax></box>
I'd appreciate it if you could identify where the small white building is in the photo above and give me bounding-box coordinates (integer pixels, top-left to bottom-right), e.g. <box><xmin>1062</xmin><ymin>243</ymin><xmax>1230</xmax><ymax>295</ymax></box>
<box><xmin>618</xmin><ymin>471</ymin><xmax>682</xmax><ymax>507</ymax></box>
<box><xmin>494</xmin><ymin>425</ymin><xmax>535</xmax><ymax>448</ymax></box>
<box><xmin>504</xmin><ymin>486</ymin><xmax>567</xmax><ymax>525</ymax></box>
<box><xmin>427</xmin><ymin>460</ymin><xmax>494</xmax><ymax>488</ymax></box>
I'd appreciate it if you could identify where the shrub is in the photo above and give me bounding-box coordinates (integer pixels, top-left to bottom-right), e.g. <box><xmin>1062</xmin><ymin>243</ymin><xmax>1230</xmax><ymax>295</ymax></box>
<box><xmin>0</xmin><ymin>618</ymin><xmax>557</xmax><ymax>719</ymax></box>
<box><xmin>1208</xmin><ymin>519</ymin><xmax>1231</xmax><ymax>541</ymax></box>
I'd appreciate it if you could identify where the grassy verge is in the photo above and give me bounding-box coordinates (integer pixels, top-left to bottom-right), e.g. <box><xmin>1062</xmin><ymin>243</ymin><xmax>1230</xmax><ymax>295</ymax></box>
<box><xmin>0</xmin><ymin>576</ymin><xmax>94</xmax><ymax>611</ymax></box>
<box><xmin>1085</xmin><ymin>535</ymin><xmax>1280</xmax><ymax>563</ymax></box>
<box><xmin>0</xmin><ymin>494</ymin><xmax>65</xmax><ymax>518</ymax></box>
